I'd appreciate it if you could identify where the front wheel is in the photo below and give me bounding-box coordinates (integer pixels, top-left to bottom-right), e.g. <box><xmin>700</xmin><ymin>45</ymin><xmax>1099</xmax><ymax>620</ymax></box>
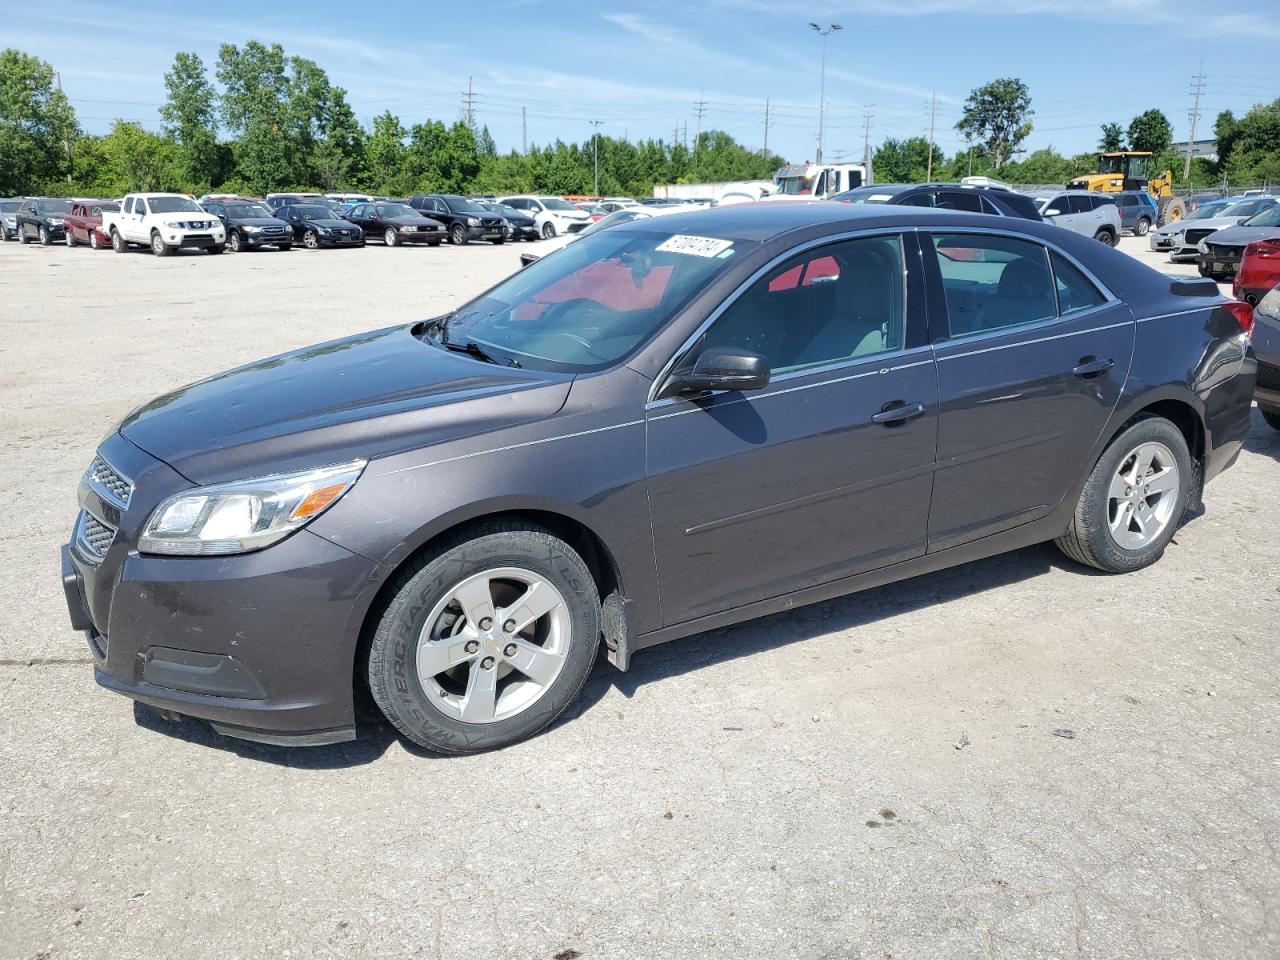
<box><xmin>449</xmin><ymin>223</ymin><xmax>467</xmax><ymax>245</ymax></box>
<box><xmin>39</xmin><ymin>226</ymin><xmax>50</xmax><ymax>246</ymax></box>
<box><xmin>384</xmin><ymin>227</ymin><xmax>399</xmax><ymax>247</ymax></box>
<box><xmin>207</xmin><ymin>243</ymin><xmax>224</xmax><ymax>255</ymax></box>
<box><xmin>367</xmin><ymin>521</ymin><xmax>601</xmax><ymax>754</ymax></box>
<box><xmin>65</xmin><ymin>229</ymin><xmax>76</xmax><ymax>247</ymax></box>
<box><xmin>151</xmin><ymin>231</ymin><xmax>171</xmax><ymax>256</ymax></box>
<box><xmin>303</xmin><ymin>230</ymin><xmax>319</xmax><ymax>249</ymax></box>
<box><xmin>491</xmin><ymin>235</ymin><xmax>505</xmax><ymax>245</ymax></box>
<box><xmin>227</xmin><ymin>231</ymin><xmax>242</xmax><ymax>253</ymax></box>
<box><xmin>89</xmin><ymin>230</ymin><xmax>103</xmax><ymax>250</ymax></box>
<box><xmin>277</xmin><ymin>243</ymin><xmax>292</xmax><ymax>252</ymax></box>
<box><xmin>541</xmin><ymin>222</ymin><xmax>556</xmax><ymax>239</ymax></box>
<box><xmin>1055</xmin><ymin>416</ymin><xmax>1192</xmax><ymax>573</ymax></box>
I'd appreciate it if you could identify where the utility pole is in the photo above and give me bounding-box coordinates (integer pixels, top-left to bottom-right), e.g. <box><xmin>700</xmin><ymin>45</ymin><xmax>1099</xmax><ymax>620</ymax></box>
<box><xmin>682</xmin><ymin>121</ymin><xmax>687</xmax><ymax>150</ymax></box>
<box><xmin>1185</xmin><ymin>61</ymin><xmax>1206</xmax><ymax>181</ymax></box>
<box><xmin>861</xmin><ymin>104</ymin><xmax>874</xmax><ymax>183</ymax></box>
<box><xmin>926</xmin><ymin>92</ymin><xmax>938</xmax><ymax>181</ymax></box>
<box><xmin>589</xmin><ymin>120</ymin><xmax>604</xmax><ymax>195</ymax></box>
<box><xmin>694</xmin><ymin>92</ymin><xmax>706</xmax><ymax>152</ymax></box>
<box><xmin>808</xmin><ymin>23</ymin><xmax>843</xmax><ymax>164</ymax></box>
<box><xmin>763</xmin><ymin>98</ymin><xmax>770</xmax><ymax>155</ymax></box>
<box><xmin>462</xmin><ymin>76</ymin><xmax>477</xmax><ymax>129</ymax></box>
<box><xmin>521</xmin><ymin>106</ymin><xmax>527</xmax><ymax>153</ymax></box>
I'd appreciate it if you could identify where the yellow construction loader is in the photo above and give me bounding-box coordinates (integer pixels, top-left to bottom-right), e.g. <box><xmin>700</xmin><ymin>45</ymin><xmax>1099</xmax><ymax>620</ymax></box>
<box><xmin>1066</xmin><ymin>151</ymin><xmax>1186</xmax><ymax>225</ymax></box>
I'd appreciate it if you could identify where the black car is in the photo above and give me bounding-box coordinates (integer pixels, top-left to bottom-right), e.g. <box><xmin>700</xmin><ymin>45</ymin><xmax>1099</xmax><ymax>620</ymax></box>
<box><xmin>343</xmin><ymin>201</ymin><xmax>446</xmax><ymax>247</ymax></box>
<box><xmin>201</xmin><ymin>198</ymin><xmax>293</xmax><ymax>252</ymax></box>
<box><xmin>16</xmin><ymin>197</ymin><xmax>72</xmax><ymax>244</ymax></box>
<box><xmin>831</xmin><ymin>183</ymin><xmax>1044</xmax><ymax>221</ymax></box>
<box><xmin>275</xmin><ymin>203</ymin><xmax>365</xmax><ymax>248</ymax></box>
<box><xmin>406</xmin><ymin>194</ymin><xmax>506</xmax><ymax>245</ymax></box>
<box><xmin>1197</xmin><ymin>205</ymin><xmax>1280</xmax><ymax>280</ymax></box>
<box><xmin>477</xmin><ymin>200</ymin><xmax>539</xmax><ymax>241</ymax></box>
<box><xmin>62</xmin><ymin>203</ymin><xmax>1255</xmax><ymax>755</ymax></box>
<box><xmin>1</xmin><ymin>198</ymin><xmax>23</xmax><ymax>241</ymax></box>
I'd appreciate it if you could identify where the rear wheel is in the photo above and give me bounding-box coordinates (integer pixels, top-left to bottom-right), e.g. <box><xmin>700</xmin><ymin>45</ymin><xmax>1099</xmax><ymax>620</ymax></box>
<box><xmin>17</xmin><ymin>227</ymin><xmax>28</xmax><ymax>244</ymax></box>
<box><xmin>1134</xmin><ymin>217</ymin><xmax>1151</xmax><ymax>237</ymax></box>
<box><xmin>89</xmin><ymin>230</ymin><xmax>102</xmax><ymax>250</ymax></box>
<box><xmin>1056</xmin><ymin>417</ymin><xmax>1191</xmax><ymax>573</ymax></box>
<box><xmin>1094</xmin><ymin>228</ymin><xmax>1116</xmax><ymax>246</ymax></box>
<box><xmin>1262</xmin><ymin>409</ymin><xmax>1280</xmax><ymax>432</ymax></box>
<box><xmin>367</xmin><ymin>521</ymin><xmax>601</xmax><ymax>754</ymax></box>
<box><xmin>1157</xmin><ymin>196</ymin><xmax>1186</xmax><ymax>227</ymax></box>
<box><xmin>449</xmin><ymin>223</ymin><xmax>467</xmax><ymax>245</ymax></box>
<box><xmin>110</xmin><ymin>229</ymin><xmax>126</xmax><ymax>253</ymax></box>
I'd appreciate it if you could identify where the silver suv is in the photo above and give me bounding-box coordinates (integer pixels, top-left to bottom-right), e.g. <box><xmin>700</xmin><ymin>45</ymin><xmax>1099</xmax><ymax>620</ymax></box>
<box><xmin>1031</xmin><ymin>191</ymin><xmax>1122</xmax><ymax>245</ymax></box>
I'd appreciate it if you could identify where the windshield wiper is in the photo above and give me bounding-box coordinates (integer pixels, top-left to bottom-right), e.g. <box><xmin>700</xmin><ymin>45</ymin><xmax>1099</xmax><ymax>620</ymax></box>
<box><xmin>440</xmin><ymin>338</ymin><xmax>521</xmax><ymax>367</ymax></box>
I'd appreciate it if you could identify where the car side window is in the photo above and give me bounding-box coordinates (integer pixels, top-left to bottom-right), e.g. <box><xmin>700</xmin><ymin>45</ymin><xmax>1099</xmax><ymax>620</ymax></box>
<box><xmin>937</xmin><ymin>191</ymin><xmax>984</xmax><ymax>213</ymax></box>
<box><xmin>899</xmin><ymin>192</ymin><xmax>935</xmax><ymax>208</ymax></box>
<box><xmin>692</xmin><ymin>235</ymin><xmax>906</xmax><ymax>375</ymax></box>
<box><xmin>1067</xmin><ymin>195</ymin><xmax>1092</xmax><ymax>214</ymax></box>
<box><xmin>137</xmin><ymin>198</ymin><xmax>149</xmax><ymax>215</ymax></box>
<box><xmin>931</xmin><ymin>234</ymin><xmax>1057</xmax><ymax>338</ymax></box>
<box><xmin>350</xmin><ymin>204</ymin><xmax>366</xmax><ymax>217</ymax></box>
<box><xmin>1050</xmin><ymin>251</ymin><xmax>1107</xmax><ymax>316</ymax></box>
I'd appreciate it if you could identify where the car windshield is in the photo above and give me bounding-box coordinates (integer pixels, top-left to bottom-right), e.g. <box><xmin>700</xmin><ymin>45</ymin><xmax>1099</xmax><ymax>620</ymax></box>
<box><xmin>227</xmin><ymin>203</ymin><xmax>273</xmax><ymax>218</ymax></box>
<box><xmin>1243</xmin><ymin>206</ymin><xmax>1280</xmax><ymax>227</ymax></box>
<box><xmin>377</xmin><ymin>204</ymin><xmax>418</xmax><ymax>218</ymax></box>
<box><xmin>1186</xmin><ymin>202</ymin><xmax>1228</xmax><ymax>220</ymax></box>
<box><xmin>291</xmin><ymin>205</ymin><xmax>332</xmax><ymax>219</ymax></box>
<box><xmin>0</xmin><ymin>201</ymin><xmax>20</xmax><ymax>213</ymax></box>
<box><xmin>429</xmin><ymin>227</ymin><xmax>752</xmax><ymax>373</ymax></box>
<box><xmin>445</xmin><ymin>197</ymin><xmax>483</xmax><ymax>213</ymax></box>
<box><xmin>540</xmin><ymin>198</ymin><xmax>577</xmax><ymax>211</ymax></box>
<box><xmin>1221</xmin><ymin>200</ymin><xmax>1268</xmax><ymax>218</ymax></box>
<box><xmin>39</xmin><ymin>199</ymin><xmax>72</xmax><ymax>214</ymax></box>
<box><xmin>148</xmin><ymin>197</ymin><xmax>202</xmax><ymax>214</ymax></box>
<box><xmin>777</xmin><ymin>176</ymin><xmax>815</xmax><ymax>196</ymax></box>
<box><xmin>580</xmin><ymin>209</ymin><xmax>648</xmax><ymax>235</ymax></box>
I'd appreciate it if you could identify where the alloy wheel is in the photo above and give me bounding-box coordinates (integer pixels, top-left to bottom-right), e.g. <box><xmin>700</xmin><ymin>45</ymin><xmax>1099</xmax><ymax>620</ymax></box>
<box><xmin>304</xmin><ymin>230</ymin><xmax>318</xmax><ymax>249</ymax></box>
<box><xmin>228</xmin><ymin>232</ymin><xmax>241</xmax><ymax>253</ymax></box>
<box><xmin>415</xmin><ymin>567</ymin><xmax>571</xmax><ymax>724</ymax></box>
<box><xmin>1107</xmin><ymin>441</ymin><xmax>1180</xmax><ymax>550</ymax></box>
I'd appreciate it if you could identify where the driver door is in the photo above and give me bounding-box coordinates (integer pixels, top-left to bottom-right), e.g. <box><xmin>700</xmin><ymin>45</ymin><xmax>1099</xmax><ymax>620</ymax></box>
<box><xmin>645</xmin><ymin>233</ymin><xmax>938</xmax><ymax>627</ymax></box>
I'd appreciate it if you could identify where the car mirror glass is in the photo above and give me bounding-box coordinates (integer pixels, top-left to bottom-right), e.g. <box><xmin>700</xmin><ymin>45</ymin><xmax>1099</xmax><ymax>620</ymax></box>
<box><xmin>669</xmin><ymin>347</ymin><xmax>770</xmax><ymax>396</ymax></box>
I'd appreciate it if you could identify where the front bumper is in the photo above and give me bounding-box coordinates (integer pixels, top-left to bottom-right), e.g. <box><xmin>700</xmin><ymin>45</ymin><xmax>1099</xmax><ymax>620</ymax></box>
<box><xmin>466</xmin><ymin>225</ymin><xmax>504</xmax><ymax>241</ymax></box>
<box><xmin>1199</xmin><ymin>251</ymin><xmax>1243</xmax><ymax>275</ymax></box>
<box><xmin>242</xmin><ymin>231</ymin><xmax>291</xmax><ymax>247</ymax></box>
<box><xmin>319</xmin><ymin>233</ymin><xmax>363</xmax><ymax>246</ymax></box>
<box><xmin>61</xmin><ymin>434</ymin><xmax>384</xmax><ymax>746</ymax></box>
<box><xmin>166</xmin><ymin>230</ymin><xmax>226</xmax><ymax>249</ymax></box>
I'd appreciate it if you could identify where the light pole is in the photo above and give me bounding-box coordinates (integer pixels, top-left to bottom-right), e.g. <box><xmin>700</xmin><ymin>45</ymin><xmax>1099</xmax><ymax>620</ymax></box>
<box><xmin>808</xmin><ymin>22</ymin><xmax>842</xmax><ymax>164</ymax></box>
<box><xmin>589</xmin><ymin>120</ymin><xmax>604</xmax><ymax>196</ymax></box>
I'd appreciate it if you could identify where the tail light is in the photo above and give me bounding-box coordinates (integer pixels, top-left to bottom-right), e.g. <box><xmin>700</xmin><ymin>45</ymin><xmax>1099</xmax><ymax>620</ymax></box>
<box><xmin>1247</xmin><ymin>238</ymin><xmax>1280</xmax><ymax>258</ymax></box>
<box><xmin>1222</xmin><ymin>300</ymin><xmax>1254</xmax><ymax>337</ymax></box>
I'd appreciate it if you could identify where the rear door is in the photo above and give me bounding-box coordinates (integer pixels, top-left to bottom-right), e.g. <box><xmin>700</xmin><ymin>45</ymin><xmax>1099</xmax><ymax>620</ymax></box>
<box><xmin>1044</xmin><ymin>195</ymin><xmax>1077</xmax><ymax>232</ymax></box>
<box><xmin>923</xmin><ymin>231</ymin><xmax>1135</xmax><ymax>551</ymax></box>
<box><xmin>646</xmin><ymin>232</ymin><xmax>938</xmax><ymax>625</ymax></box>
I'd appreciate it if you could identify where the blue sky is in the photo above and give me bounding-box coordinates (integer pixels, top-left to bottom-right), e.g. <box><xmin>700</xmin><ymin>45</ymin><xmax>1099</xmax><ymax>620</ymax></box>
<box><xmin>8</xmin><ymin>0</ymin><xmax>1280</xmax><ymax>163</ymax></box>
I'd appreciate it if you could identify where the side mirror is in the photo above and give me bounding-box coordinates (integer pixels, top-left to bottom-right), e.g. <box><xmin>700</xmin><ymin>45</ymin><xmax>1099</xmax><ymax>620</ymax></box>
<box><xmin>668</xmin><ymin>347</ymin><xmax>770</xmax><ymax>396</ymax></box>
<box><xmin>1044</xmin><ymin>208</ymin><xmax>1061</xmax><ymax>217</ymax></box>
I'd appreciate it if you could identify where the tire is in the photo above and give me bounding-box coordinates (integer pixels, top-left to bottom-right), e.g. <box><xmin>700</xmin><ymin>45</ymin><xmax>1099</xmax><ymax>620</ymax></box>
<box><xmin>384</xmin><ymin>227</ymin><xmax>399</xmax><ymax>247</ymax></box>
<box><xmin>39</xmin><ymin>226</ymin><xmax>50</xmax><ymax>246</ymax></box>
<box><xmin>367</xmin><ymin>520</ymin><xmax>601</xmax><ymax>754</ymax></box>
<box><xmin>278</xmin><ymin>243</ymin><xmax>292</xmax><ymax>252</ymax></box>
<box><xmin>449</xmin><ymin>223</ymin><xmax>467</xmax><ymax>246</ymax></box>
<box><xmin>429</xmin><ymin>240</ymin><xmax>441</xmax><ymax>248</ymax></box>
<box><xmin>227</xmin><ymin>231</ymin><xmax>242</xmax><ymax>253</ymax></box>
<box><xmin>541</xmin><ymin>222</ymin><xmax>556</xmax><ymax>239</ymax></box>
<box><xmin>491</xmin><ymin>235</ymin><xmax>505</xmax><ymax>245</ymax></box>
<box><xmin>150</xmin><ymin>231</ymin><xmax>171</xmax><ymax>256</ymax></box>
<box><xmin>18</xmin><ymin>226</ymin><xmax>28</xmax><ymax>244</ymax></box>
<box><xmin>1134</xmin><ymin>217</ymin><xmax>1151</xmax><ymax>237</ymax></box>
<box><xmin>207</xmin><ymin>243</ymin><xmax>224</xmax><ymax>255</ymax></box>
<box><xmin>1157</xmin><ymin>196</ymin><xmax>1186</xmax><ymax>227</ymax></box>
<box><xmin>303</xmin><ymin>230</ymin><xmax>319</xmax><ymax>249</ymax></box>
<box><xmin>1094</xmin><ymin>228</ymin><xmax>1116</xmax><ymax>246</ymax></box>
<box><xmin>111</xmin><ymin>229</ymin><xmax>126</xmax><ymax>253</ymax></box>
<box><xmin>1262</xmin><ymin>409</ymin><xmax>1280</xmax><ymax>433</ymax></box>
<box><xmin>1055</xmin><ymin>416</ymin><xmax>1192</xmax><ymax>573</ymax></box>
<box><xmin>89</xmin><ymin>230</ymin><xmax>102</xmax><ymax>250</ymax></box>
<box><xmin>65</xmin><ymin>229</ymin><xmax>75</xmax><ymax>247</ymax></box>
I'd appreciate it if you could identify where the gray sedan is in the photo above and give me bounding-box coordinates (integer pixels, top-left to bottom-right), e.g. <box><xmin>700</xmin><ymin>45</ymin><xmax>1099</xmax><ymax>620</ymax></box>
<box><xmin>1151</xmin><ymin>197</ymin><xmax>1278</xmax><ymax>262</ymax></box>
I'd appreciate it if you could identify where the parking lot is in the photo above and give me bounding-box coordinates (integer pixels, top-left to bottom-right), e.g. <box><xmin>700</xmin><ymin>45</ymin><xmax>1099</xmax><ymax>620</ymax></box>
<box><xmin>2</xmin><ymin>234</ymin><xmax>1278</xmax><ymax>960</ymax></box>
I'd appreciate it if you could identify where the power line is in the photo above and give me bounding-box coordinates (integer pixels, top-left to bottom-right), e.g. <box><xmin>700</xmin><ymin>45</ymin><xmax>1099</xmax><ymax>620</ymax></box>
<box><xmin>461</xmin><ymin>76</ymin><xmax>477</xmax><ymax>129</ymax></box>
<box><xmin>693</xmin><ymin>91</ymin><xmax>706</xmax><ymax>151</ymax></box>
<box><xmin>862</xmin><ymin>104</ymin><xmax>874</xmax><ymax>180</ymax></box>
<box><xmin>763</xmin><ymin>97</ymin><xmax>770</xmax><ymax>155</ymax></box>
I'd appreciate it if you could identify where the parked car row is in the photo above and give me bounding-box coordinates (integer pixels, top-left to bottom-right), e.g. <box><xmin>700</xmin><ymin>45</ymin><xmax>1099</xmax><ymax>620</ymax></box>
<box><xmin>1147</xmin><ymin>195</ymin><xmax>1280</xmax><ymax>284</ymax></box>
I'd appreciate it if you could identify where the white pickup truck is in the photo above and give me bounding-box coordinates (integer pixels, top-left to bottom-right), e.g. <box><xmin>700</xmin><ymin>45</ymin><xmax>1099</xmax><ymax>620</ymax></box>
<box><xmin>103</xmin><ymin>193</ymin><xmax>226</xmax><ymax>256</ymax></box>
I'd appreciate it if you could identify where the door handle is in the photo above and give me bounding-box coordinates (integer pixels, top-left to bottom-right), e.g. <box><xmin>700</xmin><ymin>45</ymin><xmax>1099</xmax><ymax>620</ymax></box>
<box><xmin>871</xmin><ymin>401</ymin><xmax>927</xmax><ymax>425</ymax></box>
<box><xmin>1072</xmin><ymin>356</ymin><xmax>1114</xmax><ymax>378</ymax></box>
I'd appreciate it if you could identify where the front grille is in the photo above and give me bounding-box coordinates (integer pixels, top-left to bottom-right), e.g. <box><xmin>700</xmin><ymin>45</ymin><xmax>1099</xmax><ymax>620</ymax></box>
<box><xmin>74</xmin><ymin>510</ymin><xmax>116</xmax><ymax>563</ymax></box>
<box><xmin>1185</xmin><ymin>229</ymin><xmax>1215</xmax><ymax>245</ymax></box>
<box><xmin>1257</xmin><ymin>361</ymin><xmax>1280</xmax><ymax>392</ymax></box>
<box><xmin>87</xmin><ymin>456</ymin><xmax>131</xmax><ymax>508</ymax></box>
<box><xmin>1207</xmin><ymin>243</ymin><xmax>1241</xmax><ymax>259</ymax></box>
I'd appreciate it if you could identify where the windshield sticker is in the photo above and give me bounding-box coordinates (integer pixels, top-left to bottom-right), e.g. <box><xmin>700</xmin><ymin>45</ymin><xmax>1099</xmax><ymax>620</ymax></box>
<box><xmin>656</xmin><ymin>234</ymin><xmax>734</xmax><ymax>258</ymax></box>
<box><xmin>868</xmin><ymin>194</ymin><xmax>894</xmax><ymax>202</ymax></box>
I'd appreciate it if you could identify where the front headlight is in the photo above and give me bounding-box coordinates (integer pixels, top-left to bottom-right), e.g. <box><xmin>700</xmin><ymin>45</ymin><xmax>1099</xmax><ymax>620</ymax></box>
<box><xmin>466</xmin><ymin>217</ymin><xmax>479</xmax><ymax>226</ymax></box>
<box><xmin>1197</xmin><ymin>240</ymin><xmax>1209</xmax><ymax>254</ymax></box>
<box><xmin>400</xmin><ymin>224</ymin><xmax>417</xmax><ymax>232</ymax></box>
<box><xmin>139</xmin><ymin>460</ymin><xmax>366</xmax><ymax>556</ymax></box>
<box><xmin>242</xmin><ymin>225</ymin><xmax>261</xmax><ymax>233</ymax></box>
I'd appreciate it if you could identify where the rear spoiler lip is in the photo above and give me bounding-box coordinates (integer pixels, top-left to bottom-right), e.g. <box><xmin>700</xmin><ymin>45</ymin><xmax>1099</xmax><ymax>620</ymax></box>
<box><xmin>1166</xmin><ymin>276</ymin><xmax>1221</xmax><ymax>297</ymax></box>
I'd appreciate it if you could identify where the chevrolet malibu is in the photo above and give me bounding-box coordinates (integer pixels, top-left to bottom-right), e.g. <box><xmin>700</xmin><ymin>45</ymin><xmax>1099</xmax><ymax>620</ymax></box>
<box><xmin>62</xmin><ymin>204</ymin><xmax>1257</xmax><ymax>754</ymax></box>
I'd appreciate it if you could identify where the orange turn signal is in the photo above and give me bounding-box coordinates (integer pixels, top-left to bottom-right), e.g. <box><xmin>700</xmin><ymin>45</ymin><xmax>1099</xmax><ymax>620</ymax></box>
<box><xmin>289</xmin><ymin>482</ymin><xmax>349</xmax><ymax>521</ymax></box>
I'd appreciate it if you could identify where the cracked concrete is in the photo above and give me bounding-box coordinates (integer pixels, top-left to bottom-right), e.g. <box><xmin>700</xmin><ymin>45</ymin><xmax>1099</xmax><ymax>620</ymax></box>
<box><xmin>0</xmin><ymin>235</ymin><xmax>1277</xmax><ymax>959</ymax></box>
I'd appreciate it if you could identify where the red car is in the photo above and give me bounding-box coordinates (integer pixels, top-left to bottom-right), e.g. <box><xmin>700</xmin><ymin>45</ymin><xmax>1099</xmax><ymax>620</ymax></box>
<box><xmin>65</xmin><ymin>200</ymin><xmax>120</xmax><ymax>249</ymax></box>
<box><xmin>1234</xmin><ymin>237</ymin><xmax>1280</xmax><ymax>306</ymax></box>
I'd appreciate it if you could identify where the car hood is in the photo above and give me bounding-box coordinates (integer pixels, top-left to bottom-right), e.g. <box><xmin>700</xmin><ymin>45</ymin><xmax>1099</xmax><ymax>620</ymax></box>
<box><xmin>549</xmin><ymin>208</ymin><xmax>590</xmax><ymax>219</ymax></box>
<box><xmin>1203</xmin><ymin>224</ymin><xmax>1280</xmax><ymax>247</ymax></box>
<box><xmin>119</xmin><ymin>325</ymin><xmax>573</xmax><ymax>484</ymax></box>
<box><xmin>302</xmin><ymin>218</ymin><xmax>359</xmax><ymax>229</ymax></box>
<box><xmin>1158</xmin><ymin>216</ymin><xmax>1243</xmax><ymax>237</ymax></box>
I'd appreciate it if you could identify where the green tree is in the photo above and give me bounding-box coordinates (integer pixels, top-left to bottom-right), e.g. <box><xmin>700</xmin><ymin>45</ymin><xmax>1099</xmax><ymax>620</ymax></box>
<box><xmin>0</xmin><ymin>48</ymin><xmax>78</xmax><ymax>193</ymax></box>
<box><xmin>873</xmin><ymin>137</ymin><xmax>934</xmax><ymax>182</ymax></box>
<box><xmin>101</xmin><ymin>120</ymin><xmax>182</xmax><ymax>192</ymax></box>
<box><xmin>1127</xmin><ymin>109</ymin><xmax>1172</xmax><ymax>155</ymax></box>
<box><xmin>312</xmin><ymin>87</ymin><xmax>364</xmax><ymax>189</ymax></box>
<box><xmin>216</xmin><ymin>41</ymin><xmax>292</xmax><ymax>192</ymax></box>
<box><xmin>1004</xmin><ymin>147</ymin><xmax>1075</xmax><ymax>186</ymax></box>
<box><xmin>955</xmin><ymin>77</ymin><xmax>1033</xmax><ymax>169</ymax></box>
<box><xmin>160</xmin><ymin>52</ymin><xmax>219</xmax><ymax>189</ymax></box>
<box><xmin>1098</xmin><ymin>122</ymin><xmax>1125</xmax><ymax>152</ymax></box>
<box><xmin>365</xmin><ymin>110</ymin><xmax>408</xmax><ymax>194</ymax></box>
